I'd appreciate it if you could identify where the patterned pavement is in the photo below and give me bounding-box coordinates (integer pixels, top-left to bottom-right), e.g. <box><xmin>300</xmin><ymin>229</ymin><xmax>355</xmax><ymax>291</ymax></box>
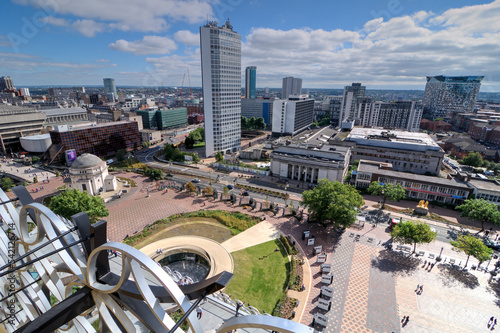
<box><xmin>6</xmin><ymin>169</ymin><xmax>498</xmax><ymax>332</ymax></box>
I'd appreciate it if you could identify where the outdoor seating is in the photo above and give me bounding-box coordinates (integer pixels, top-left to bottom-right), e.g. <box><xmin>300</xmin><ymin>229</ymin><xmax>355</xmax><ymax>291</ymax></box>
<box><xmin>418</xmin><ymin>251</ymin><xmax>425</xmax><ymax>257</ymax></box>
<box><xmin>428</xmin><ymin>253</ymin><xmax>435</xmax><ymax>259</ymax></box>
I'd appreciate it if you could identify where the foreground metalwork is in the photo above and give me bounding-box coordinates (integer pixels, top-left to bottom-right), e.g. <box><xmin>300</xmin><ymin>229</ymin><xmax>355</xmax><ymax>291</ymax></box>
<box><xmin>0</xmin><ymin>185</ymin><xmax>316</xmax><ymax>332</ymax></box>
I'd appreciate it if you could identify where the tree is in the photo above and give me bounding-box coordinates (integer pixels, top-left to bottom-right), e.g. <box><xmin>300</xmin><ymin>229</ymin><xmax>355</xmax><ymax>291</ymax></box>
<box><xmin>255</xmin><ymin>117</ymin><xmax>266</xmax><ymax>130</ymax></box>
<box><xmin>215</xmin><ymin>151</ymin><xmax>224</xmax><ymax>162</ymax></box>
<box><xmin>164</xmin><ymin>143</ymin><xmax>175</xmax><ymax>160</ymax></box>
<box><xmin>462</xmin><ymin>152</ymin><xmax>483</xmax><ymax>167</ymax></box>
<box><xmin>367</xmin><ymin>181</ymin><xmax>406</xmax><ymax>209</ymax></box>
<box><xmin>241</xmin><ymin>116</ymin><xmax>248</xmax><ymax>129</ymax></box>
<box><xmin>48</xmin><ymin>189</ymin><xmax>109</xmax><ymax>224</ymax></box>
<box><xmin>145</xmin><ymin>169</ymin><xmax>162</xmax><ymax>181</ymax></box>
<box><xmin>185</xmin><ymin>182</ymin><xmax>197</xmax><ymax>194</ymax></box>
<box><xmin>390</xmin><ymin>221</ymin><xmax>437</xmax><ymax>253</ymax></box>
<box><xmin>319</xmin><ymin>113</ymin><xmax>331</xmax><ymax>126</ymax></box>
<box><xmin>56</xmin><ymin>170</ymin><xmax>61</xmax><ymax>177</ymax></box>
<box><xmin>301</xmin><ymin>179</ymin><xmax>364</xmax><ymax>227</ymax></box>
<box><xmin>457</xmin><ymin>198</ymin><xmax>500</xmax><ymax>231</ymax></box>
<box><xmin>450</xmin><ymin>234</ymin><xmax>493</xmax><ymax>268</ymax></box>
<box><xmin>32</xmin><ymin>156</ymin><xmax>40</xmax><ymax>164</ymax></box>
<box><xmin>116</xmin><ymin>149</ymin><xmax>127</xmax><ymax>162</ymax></box>
<box><xmin>172</xmin><ymin>148</ymin><xmax>185</xmax><ymax>162</ymax></box>
<box><xmin>184</xmin><ymin>136</ymin><xmax>195</xmax><ymax>149</ymax></box>
<box><xmin>202</xmin><ymin>186</ymin><xmax>214</xmax><ymax>196</ymax></box>
<box><xmin>249</xmin><ymin>117</ymin><xmax>256</xmax><ymax>129</ymax></box>
<box><xmin>1</xmin><ymin>177</ymin><xmax>14</xmax><ymax>191</ymax></box>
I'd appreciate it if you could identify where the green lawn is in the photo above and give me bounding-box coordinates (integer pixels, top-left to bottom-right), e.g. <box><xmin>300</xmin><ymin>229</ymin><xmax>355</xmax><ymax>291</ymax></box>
<box><xmin>224</xmin><ymin>239</ymin><xmax>290</xmax><ymax>314</ymax></box>
<box><xmin>193</xmin><ymin>142</ymin><xmax>205</xmax><ymax>148</ymax></box>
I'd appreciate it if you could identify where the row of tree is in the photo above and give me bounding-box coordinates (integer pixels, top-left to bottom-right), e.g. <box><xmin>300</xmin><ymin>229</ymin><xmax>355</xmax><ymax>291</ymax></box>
<box><xmin>460</xmin><ymin>151</ymin><xmax>500</xmax><ymax>173</ymax></box>
<box><xmin>241</xmin><ymin>116</ymin><xmax>266</xmax><ymax>130</ymax></box>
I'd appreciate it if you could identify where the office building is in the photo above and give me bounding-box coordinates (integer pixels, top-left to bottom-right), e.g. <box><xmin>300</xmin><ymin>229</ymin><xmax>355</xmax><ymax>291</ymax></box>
<box><xmin>48</xmin><ymin>121</ymin><xmax>141</xmax><ymax>164</ymax></box>
<box><xmin>342</xmin><ymin>128</ymin><xmax>445</xmax><ymax>175</ymax></box>
<box><xmin>241</xmin><ymin>98</ymin><xmax>274</xmax><ymax>125</ymax></box>
<box><xmin>0</xmin><ymin>104</ymin><xmax>46</xmax><ymax>154</ymax></box>
<box><xmin>0</xmin><ymin>76</ymin><xmax>15</xmax><ymax>92</ymax></box>
<box><xmin>103</xmin><ymin>78</ymin><xmax>118</xmax><ymax>101</ymax></box>
<box><xmin>200</xmin><ymin>19</ymin><xmax>241</xmax><ymax>156</ymax></box>
<box><xmin>137</xmin><ymin>108</ymin><xmax>187</xmax><ymax>130</ymax></box>
<box><xmin>339</xmin><ymin>83</ymin><xmax>366</xmax><ymax>123</ymax></box>
<box><xmin>282</xmin><ymin>77</ymin><xmax>302</xmax><ymax>99</ymax></box>
<box><xmin>353</xmin><ymin>160</ymin><xmax>471</xmax><ymax>205</ymax></box>
<box><xmin>245</xmin><ymin>66</ymin><xmax>256</xmax><ymax>99</ymax></box>
<box><xmin>272</xmin><ymin>95</ymin><xmax>314</xmax><ymax>137</ymax></box>
<box><xmin>423</xmin><ymin>75</ymin><xmax>484</xmax><ymax>119</ymax></box>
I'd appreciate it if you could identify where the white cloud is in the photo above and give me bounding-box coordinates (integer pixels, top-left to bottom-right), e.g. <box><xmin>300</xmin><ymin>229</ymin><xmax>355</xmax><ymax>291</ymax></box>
<box><xmin>174</xmin><ymin>30</ymin><xmax>199</xmax><ymax>46</ymax></box>
<box><xmin>109</xmin><ymin>36</ymin><xmax>177</xmax><ymax>55</ymax></box>
<box><xmin>14</xmin><ymin>0</ymin><xmax>214</xmax><ymax>35</ymax></box>
<box><xmin>38</xmin><ymin>16</ymin><xmax>70</xmax><ymax>27</ymax></box>
<box><xmin>240</xmin><ymin>2</ymin><xmax>500</xmax><ymax>90</ymax></box>
<box><xmin>72</xmin><ymin>19</ymin><xmax>107</xmax><ymax>37</ymax></box>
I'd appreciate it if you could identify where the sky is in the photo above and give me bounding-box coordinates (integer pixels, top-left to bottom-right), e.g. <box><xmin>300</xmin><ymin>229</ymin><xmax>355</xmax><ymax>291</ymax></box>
<box><xmin>0</xmin><ymin>0</ymin><xmax>499</xmax><ymax>91</ymax></box>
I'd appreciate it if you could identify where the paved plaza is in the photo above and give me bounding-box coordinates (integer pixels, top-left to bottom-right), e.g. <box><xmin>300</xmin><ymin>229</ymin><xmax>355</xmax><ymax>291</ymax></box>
<box><xmin>2</xmin><ymin>165</ymin><xmax>499</xmax><ymax>332</ymax></box>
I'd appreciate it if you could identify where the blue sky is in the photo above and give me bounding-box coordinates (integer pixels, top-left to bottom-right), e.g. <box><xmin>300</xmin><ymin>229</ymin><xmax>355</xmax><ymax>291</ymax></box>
<box><xmin>1</xmin><ymin>0</ymin><xmax>499</xmax><ymax>91</ymax></box>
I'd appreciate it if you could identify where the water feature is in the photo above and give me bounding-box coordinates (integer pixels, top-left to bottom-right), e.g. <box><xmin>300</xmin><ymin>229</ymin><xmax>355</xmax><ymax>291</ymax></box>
<box><xmin>159</xmin><ymin>252</ymin><xmax>210</xmax><ymax>284</ymax></box>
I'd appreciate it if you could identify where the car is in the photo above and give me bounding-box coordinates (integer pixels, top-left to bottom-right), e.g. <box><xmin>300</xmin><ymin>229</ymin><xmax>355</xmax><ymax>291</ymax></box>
<box><xmin>226</xmin><ymin>184</ymin><xmax>234</xmax><ymax>189</ymax></box>
<box><xmin>166</xmin><ymin>173</ymin><xmax>174</xmax><ymax>177</ymax></box>
<box><xmin>484</xmin><ymin>238</ymin><xmax>500</xmax><ymax>251</ymax></box>
<box><xmin>191</xmin><ymin>178</ymin><xmax>200</xmax><ymax>183</ymax></box>
<box><xmin>242</xmin><ymin>191</ymin><xmax>249</xmax><ymax>196</ymax></box>
<box><xmin>389</xmin><ymin>218</ymin><xmax>399</xmax><ymax>230</ymax></box>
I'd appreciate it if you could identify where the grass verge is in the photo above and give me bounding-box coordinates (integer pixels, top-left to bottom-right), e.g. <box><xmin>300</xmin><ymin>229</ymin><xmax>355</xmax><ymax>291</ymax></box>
<box><xmin>224</xmin><ymin>239</ymin><xmax>290</xmax><ymax>314</ymax></box>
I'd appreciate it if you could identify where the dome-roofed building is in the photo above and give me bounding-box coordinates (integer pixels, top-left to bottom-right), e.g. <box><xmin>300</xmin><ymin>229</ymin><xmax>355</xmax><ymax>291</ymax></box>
<box><xmin>67</xmin><ymin>153</ymin><xmax>117</xmax><ymax>195</ymax></box>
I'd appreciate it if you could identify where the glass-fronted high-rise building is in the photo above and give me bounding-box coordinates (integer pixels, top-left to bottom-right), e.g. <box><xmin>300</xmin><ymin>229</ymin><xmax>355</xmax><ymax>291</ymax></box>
<box><xmin>200</xmin><ymin>19</ymin><xmax>241</xmax><ymax>156</ymax></box>
<box><xmin>103</xmin><ymin>78</ymin><xmax>117</xmax><ymax>101</ymax></box>
<box><xmin>245</xmin><ymin>66</ymin><xmax>256</xmax><ymax>99</ymax></box>
<box><xmin>423</xmin><ymin>75</ymin><xmax>484</xmax><ymax>119</ymax></box>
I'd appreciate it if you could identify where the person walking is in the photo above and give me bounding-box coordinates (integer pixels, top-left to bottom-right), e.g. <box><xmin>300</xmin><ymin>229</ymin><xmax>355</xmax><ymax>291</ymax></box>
<box><xmin>196</xmin><ymin>305</ymin><xmax>203</xmax><ymax>319</ymax></box>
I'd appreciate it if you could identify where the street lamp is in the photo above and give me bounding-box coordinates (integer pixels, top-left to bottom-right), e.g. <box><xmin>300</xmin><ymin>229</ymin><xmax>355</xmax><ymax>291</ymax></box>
<box><xmin>284</xmin><ymin>182</ymin><xmax>289</xmax><ymax>206</ymax></box>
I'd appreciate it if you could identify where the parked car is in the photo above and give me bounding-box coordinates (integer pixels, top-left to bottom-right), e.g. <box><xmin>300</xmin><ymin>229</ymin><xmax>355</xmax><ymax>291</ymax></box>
<box><xmin>242</xmin><ymin>191</ymin><xmax>249</xmax><ymax>196</ymax></box>
<box><xmin>484</xmin><ymin>238</ymin><xmax>500</xmax><ymax>251</ymax></box>
<box><xmin>191</xmin><ymin>178</ymin><xmax>200</xmax><ymax>183</ymax></box>
<box><xmin>226</xmin><ymin>184</ymin><xmax>234</xmax><ymax>189</ymax></box>
<box><xmin>166</xmin><ymin>173</ymin><xmax>174</xmax><ymax>177</ymax></box>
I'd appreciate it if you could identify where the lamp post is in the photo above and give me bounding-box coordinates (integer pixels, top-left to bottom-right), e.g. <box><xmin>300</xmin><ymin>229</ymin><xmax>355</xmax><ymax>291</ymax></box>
<box><xmin>284</xmin><ymin>182</ymin><xmax>289</xmax><ymax>206</ymax></box>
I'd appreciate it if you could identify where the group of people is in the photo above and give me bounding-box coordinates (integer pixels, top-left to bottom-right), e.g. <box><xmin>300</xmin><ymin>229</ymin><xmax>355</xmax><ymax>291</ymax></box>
<box><xmin>415</xmin><ymin>284</ymin><xmax>424</xmax><ymax>295</ymax></box>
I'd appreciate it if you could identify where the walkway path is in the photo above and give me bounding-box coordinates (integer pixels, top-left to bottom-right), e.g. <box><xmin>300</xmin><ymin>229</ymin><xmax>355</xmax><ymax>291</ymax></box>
<box><xmin>221</xmin><ymin>221</ymin><xmax>280</xmax><ymax>253</ymax></box>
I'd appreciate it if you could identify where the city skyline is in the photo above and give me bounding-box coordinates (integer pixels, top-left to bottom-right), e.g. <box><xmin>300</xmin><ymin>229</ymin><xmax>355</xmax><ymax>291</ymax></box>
<box><xmin>0</xmin><ymin>0</ymin><xmax>499</xmax><ymax>91</ymax></box>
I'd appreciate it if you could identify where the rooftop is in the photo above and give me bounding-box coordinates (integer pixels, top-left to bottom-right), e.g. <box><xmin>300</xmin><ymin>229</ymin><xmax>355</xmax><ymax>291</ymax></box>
<box><xmin>0</xmin><ymin>104</ymin><xmax>38</xmax><ymax>115</ymax></box>
<box><xmin>43</xmin><ymin>107</ymin><xmax>87</xmax><ymax>116</ymax></box>
<box><xmin>358</xmin><ymin>160</ymin><xmax>470</xmax><ymax>189</ymax></box>
<box><xmin>346</xmin><ymin>128</ymin><xmax>442</xmax><ymax>151</ymax></box>
<box><xmin>70</xmin><ymin>153</ymin><xmax>104</xmax><ymax>169</ymax></box>
<box><xmin>426</xmin><ymin>75</ymin><xmax>485</xmax><ymax>83</ymax></box>
<box><xmin>467</xmin><ymin>178</ymin><xmax>500</xmax><ymax>192</ymax></box>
